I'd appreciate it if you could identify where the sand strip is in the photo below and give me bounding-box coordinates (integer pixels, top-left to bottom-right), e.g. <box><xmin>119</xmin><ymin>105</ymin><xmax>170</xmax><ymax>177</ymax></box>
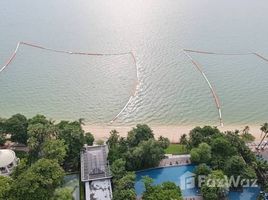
<box><xmin>83</xmin><ymin>124</ymin><xmax>265</xmax><ymax>143</ymax></box>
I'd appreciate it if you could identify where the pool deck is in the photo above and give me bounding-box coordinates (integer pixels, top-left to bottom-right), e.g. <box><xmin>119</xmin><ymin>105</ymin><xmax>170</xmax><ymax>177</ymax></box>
<box><xmin>159</xmin><ymin>154</ymin><xmax>191</xmax><ymax>167</ymax></box>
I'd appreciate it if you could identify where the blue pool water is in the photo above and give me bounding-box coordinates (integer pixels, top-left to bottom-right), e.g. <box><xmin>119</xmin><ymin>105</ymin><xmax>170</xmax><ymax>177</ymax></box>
<box><xmin>135</xmin><ymin>165</ymin><xmax>198</xmax><ymax>197</ymax></box>
<box><xmin>229</xmin><ymin>188</ymin><xmax>260</xmax><ymax>200</ymax></box>
<box><xmin>135</xmin><ymin>165</ymin><xmax>260</xmax><ymax>200</ymax></box>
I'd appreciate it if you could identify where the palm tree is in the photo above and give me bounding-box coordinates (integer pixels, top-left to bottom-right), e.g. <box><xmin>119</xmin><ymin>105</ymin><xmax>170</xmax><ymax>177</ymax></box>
<box><xmin>243</xmin><ymin>126</ymin><xmax>250</xmax><ymax>134</ymax></box>
<box><xmin>257</xmin><ymin>123</ymin><xmax>268</xmax><ymax>149</ymax></box>
<box><xmin>78</xmin><ymin>118</ymin><xmax>85</xmax><ymax>126</ymax></box>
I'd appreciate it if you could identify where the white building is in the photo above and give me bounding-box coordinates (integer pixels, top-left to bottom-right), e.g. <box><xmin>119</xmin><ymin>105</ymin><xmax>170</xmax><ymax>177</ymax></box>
<box><xmin>80</xmin><ymin>145</ymin><xmax>113</xmax><ymax>200</ymax></box>
<box><xmin>0</xmin><ymin>149</ymin><xmax>19</xmax><ymax>176</ymax></box>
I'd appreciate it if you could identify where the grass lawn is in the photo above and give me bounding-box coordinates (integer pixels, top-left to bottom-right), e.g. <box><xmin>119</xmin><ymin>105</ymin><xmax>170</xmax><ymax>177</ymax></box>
<box><xmin>165</xmin><ymin>144</ymin><xmax>189</xmax><ymax>155</ymax></box>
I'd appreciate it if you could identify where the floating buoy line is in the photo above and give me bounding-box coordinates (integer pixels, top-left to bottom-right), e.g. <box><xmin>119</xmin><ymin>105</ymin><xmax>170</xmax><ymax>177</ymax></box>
<box><xmin>0</xmin><ymin>41</ymin><xmax>140</xmax><ymax>123</ymax></box>
<box><xmin>2</xmin><ymin>43</ymin><xmax>268</xmax><ymax>126</ymax></box>
<box><xmin>182</xmin><ymin>48</ymin><xmax>268</xmax><ymax>127</ymax></box>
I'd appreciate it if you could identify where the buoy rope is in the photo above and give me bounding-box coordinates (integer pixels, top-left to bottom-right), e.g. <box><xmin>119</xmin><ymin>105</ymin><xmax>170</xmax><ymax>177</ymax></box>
<box><xmin>182</xmin><ymin>48</ymin><xmax>268</xmax><ymax>127</ymax></box>
<box><xmin>182</xmin><ymin>50</ymin><xmax>223</xmax><ymax>126</ymax></box>
<box><xmin>0</xmin><ymin>41</ymin><xmax>140</xmax><ymax>123</ymax></box>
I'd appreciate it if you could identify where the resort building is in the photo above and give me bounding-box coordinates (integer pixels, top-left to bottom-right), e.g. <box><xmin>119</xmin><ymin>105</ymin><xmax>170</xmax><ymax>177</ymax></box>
<box><xmin>0</xmin><ymin>149</ymin><xmax>19</xmax><ymax>176</ymax></box>
<box><xmin>80</xmin><ymin>145</ymin><xmax>113</xmax><ymax>200</ymax></box>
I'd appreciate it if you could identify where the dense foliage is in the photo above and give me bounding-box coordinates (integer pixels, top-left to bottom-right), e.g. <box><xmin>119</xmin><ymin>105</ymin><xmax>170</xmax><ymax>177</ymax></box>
<box><xmin>10</xmin><ymin>159</ymin><xmax>65</xmax><ymax>200</ymax></box>
<box><xmin>52</xmin><ymin>187</ymin><xmax>74</xmax><ymax>200</ymax></box>
<box><xmin>184</xmin><ymin>126</ymin><xmax>267</xmax><ymax>200</ymax></box>
<box><xmin>0</xmin><ymin>114</ymin><xmax>95</xmax><ymax>200</ymax></box>
<box><xmin>142</xmin><ymin>176</ymin><xmax>183</xmax><ymax>200</ymax></box>
<box><xmin>0</xmin><ymin>113</ymin><xmax>94</xmax><ymax>171</ymax></box>
<box><xmin>108</xmin><ymin>124</ymin><xmax>170</xmax><ymax>199</ymax></box>
<box><xmin>107</xmin><ymin>124</ymin><xmax>168</xmax><ymax>171</ymax></box>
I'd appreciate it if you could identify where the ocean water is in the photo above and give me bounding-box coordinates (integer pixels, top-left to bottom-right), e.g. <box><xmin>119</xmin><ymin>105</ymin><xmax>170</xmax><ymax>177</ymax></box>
<box><xmin>1</xmin><ymin>0</ymin><xmax>268</xmax><ymax>126</ymax></box>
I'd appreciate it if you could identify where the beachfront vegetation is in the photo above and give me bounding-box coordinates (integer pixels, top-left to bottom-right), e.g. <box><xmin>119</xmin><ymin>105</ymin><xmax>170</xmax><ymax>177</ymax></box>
<box><xmin>108</xmin><ymin>124</ymin><xmax>171</xmax><ymax>200</ymax></box>
<box><xmin>0</xmin><ymin>113</ymin><xmax>94</xmax><ymax>200</ymax></box>
<box><xmin>107</xmin><ymin>124</ymin><xmax>168</xmax><ymax>171</ymax></box>
<box><xmin>184</xmin><ymin>125</ymin><xmax>268</xmax><ymax>200</ymax></box>
<box><xmin>142</xmin><ymin>176</ymin><xmax>183</xmax><ymax>200</ymax></box>
<box><xmin>1</xmin><ymin>113</ymin><xmax>268</xmax><ymax>200</ymax></box>
<box><xmin>165</xmin><ymin>143</ymin><xmax>188</xmax><ymax>155</ymax></box>
<box><xmin>10</xmin><ymin>159</ymin><xmax>64</xmax><ymax>200</ymax></box>
<box><xmin>0</xmin><ymin>113</ymin><xmax>93</xmax><ymax>171</ymax></box>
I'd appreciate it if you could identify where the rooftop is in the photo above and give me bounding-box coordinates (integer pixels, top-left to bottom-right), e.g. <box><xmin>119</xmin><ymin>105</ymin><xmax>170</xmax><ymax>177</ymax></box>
<box><xmin>0</xmin><ymin>149</ymin><xmax>16</xmax><ymax>168</ymax></box>
<box><xmin>86</xmin><ymin>179</ymin><xmax>112</xmax><ymax>200</ymax></box>
<box><xmin>80</xmin><ymin>145</ymin><xmax>112</xmax><ymax>182</ymax></box>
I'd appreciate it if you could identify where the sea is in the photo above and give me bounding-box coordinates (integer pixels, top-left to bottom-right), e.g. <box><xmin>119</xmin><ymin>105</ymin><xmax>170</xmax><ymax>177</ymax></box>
<box><xmin>1</xmin><ymin>0</ymin><xmax>268</xmax><ymax>127</ymax></box>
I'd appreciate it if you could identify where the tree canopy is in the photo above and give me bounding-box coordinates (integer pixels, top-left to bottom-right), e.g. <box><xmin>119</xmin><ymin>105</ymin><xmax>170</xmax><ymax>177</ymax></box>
<box><xmin>52</xmin><ymin>187</ymin><xmax>74</xmax><ymax>200</ymax></box>
<box><xmin>112</xmin><ymin>172</ymin><xmax>137</xmax><ymax>200</ymax></box>
<box><xmin>10</xmin><ymin>159</ymin><xmax>64</xmax><ymax>200</ymax></box>
<box><xmin>41</xmin><ymin>139</ymin><xmax>67</xmax><ymax>164</ymax></box>
<box><xmin>142</xmin><ymin>176</ymin><xmax>183</xmax><ymax>200</ymax></box>
<box><xmin>0</xmin><ymin>176</ymin><xmax>13</xmax><ymax>200</ymax></box>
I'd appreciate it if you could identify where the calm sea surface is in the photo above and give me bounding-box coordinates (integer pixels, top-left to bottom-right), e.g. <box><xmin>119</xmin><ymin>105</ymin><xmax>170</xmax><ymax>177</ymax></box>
<box><xmin>1</xmin><ymin>0</ymin><xmax>268</xmax><ymax>126</ymax></box>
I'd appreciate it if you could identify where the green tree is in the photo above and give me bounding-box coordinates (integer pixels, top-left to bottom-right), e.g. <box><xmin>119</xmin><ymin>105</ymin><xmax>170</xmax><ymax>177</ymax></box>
<box><xmin>257</xmin><ymin>123</ymin><xmax>268</xmax><ymax>149</ymax></box>
<box><xmin>84</xmin><ymin>132</ymin><xmax>94</xmax><ymax>145</ymax></box>
<box><xmin>52</xmin><ymin>187</ymin><xmax>74</xmax><ymax>200</ymax></box>
<box><xmin>11</xmin><ymin>158</ymin><xmax>29</xmax><ymax>179</ymax></box>
<box><xmin>0</xmin><ymin>118</ymin><xmax>6</xmax><ymax>146</ymax></box>
<box><xmin>211</xmin><ymin>137</ymin><xmax>236</xmax><ymax>169</ymax></box>
<box><xmin>127</xmin><ymin>139</ymin><xmax>165</xmax><ymax>170</ymax></box>
<box><xmin>107</xmin><ymin>131</ymin><xmax>127</xmax><ymax>164</ymax></box>
<box><xmin>142</xmin><ymin>176</ymin><xmax>183</xmax><ymax>200</ymax></box>
<box><xmin>0</xmin><ymin>176</ymin><xmax>13</xmax><ymax>199</ymax></box>
<box><xmin>225</xmin><ymin>131</ymin><xmax>256</xmax><ymax>164</ymax></box>
<box><xmin>0</xmin><ymin>134</ymin><xmax>5</xmax><ymax>146</ymax></box>
<box><xmin>224</xmin><ymin>155</ymin><xmax>256</xmax><ymax>185</ymax></box>
<box><xmin>241</xmin><ymin>126</ymin><xmax>255</xmax><ymax>142</ymax></box>
<box><xmin>188</xmin><ymin>126</ymin><xmax>221</xmax><ymax>148</ymax></box>
<box><xmin>57</xmin><ymin>120</ymin><xmax>85</xmax><ymax>170</ymax></box>
<box><xmin>158</xmin><ymin>136</ymin><xmax>170</xmax><ymax>149</ymax></box>
<box><xmin>27</xmin><ymin>122</ymin><xmax>56</xmax><ymax>162</ymax></box>
<box><xmin>179</xmin><ymin>134</ymin><xmax>188</xmax><ymax>145</ymax></box>
<box><xmin>112</xmin><ymin>172</ymin><xmax>136</xmax><ymax>200</ymax></box>
<box><xmin>111</xmin><ymin>159</ymin><xmax>127</xmax><ymax>181</ymax></box>
<box><xmin>5</xmin><ymin>114</ymin><xmax>28</xmax><ymax>144</ymax></box>
<box><xmin>127</xmin><ymin>124</ymin><xmax>154</xmax><ymax>147</ymax></box>
<box><xmin>201</xmin><ymin>170</ymin><xmax>228</xmax><ymax>200</ymax></box>
<box><xmin>195</xmin><ymin>164</ymin><xmax>211</xmax><ymax>186</ymax></box>
<box><xmin>10</xmin><ymin>159</ymin><xmax>64</xmax><ymax>200</ymax></box>
<box><xmin>107</xmin><ymin>130</ymin><xmax>120</xmax><ymax>148</ymax></box>
<box><xmin>28</xmin><ymin>114</ymin><xmax>51</xmax><ymax>126</ymax></box>
<box><xmin>41</xmin><ymin>139</ymin><xmax>67</xmax><ymax>164</ymax></box>
<box><xmin>224</xmin><ymin>156</ymin><xmax>246</xmax><ymax>178</ymax></box>
<box><xmin>190</xmin><ymin>143</ymin><xmax>212</xmax><ymax>164</ymax></box>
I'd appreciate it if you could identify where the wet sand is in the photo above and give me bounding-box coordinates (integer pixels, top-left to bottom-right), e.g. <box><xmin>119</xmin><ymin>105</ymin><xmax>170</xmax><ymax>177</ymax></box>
<box><xmin>83</xmin><ymin>124</ymin><xmax>264</xmax><ymax>143</ymax></box>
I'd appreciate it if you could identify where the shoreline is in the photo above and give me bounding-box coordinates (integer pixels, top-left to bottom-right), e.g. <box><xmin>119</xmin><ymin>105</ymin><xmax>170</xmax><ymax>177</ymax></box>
<box><xmin>82</xmin><ymin>124</ymin><xmax>264</xmax><ymax>143</ymax></box>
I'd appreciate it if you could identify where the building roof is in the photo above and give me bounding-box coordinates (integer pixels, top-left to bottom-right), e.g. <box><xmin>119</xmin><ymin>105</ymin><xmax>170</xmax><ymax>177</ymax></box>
<box><xmin>0</xmin><ymin>149</ymin><xmax>16</xmax><ymax>168</ymax></box>
<box><xmin>87</xmin><ymin>179</ymin><xmax>112</xmax><ymax>200</ymax></box>
<box><xmin>81</xmin><ymin>145</ymin><xmax>112</xmax><ymax>182</ymax></box>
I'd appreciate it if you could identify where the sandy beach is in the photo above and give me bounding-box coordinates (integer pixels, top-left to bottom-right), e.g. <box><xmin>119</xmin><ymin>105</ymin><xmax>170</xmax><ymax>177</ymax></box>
<box><xmin>83</xmin><ymin>124</ymin><xmax>265</xmax><ymax>143</ymax></box>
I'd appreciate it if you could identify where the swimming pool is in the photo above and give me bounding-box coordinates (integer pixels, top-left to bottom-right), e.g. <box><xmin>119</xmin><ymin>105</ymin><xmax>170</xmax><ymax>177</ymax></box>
<box><xmin>135</xmin><ymin>165</ymin><xmax>260</xmax><ymax>200</ymax></box>
<box><xmin>135</xmin><ymin>165</ymin><xmax>199</xmax><ymax>197</ymax></box>
<box><xmin>229</xmin><ymin>187</ymin><xmax>260</xmax><ymax>200</ymax></box>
